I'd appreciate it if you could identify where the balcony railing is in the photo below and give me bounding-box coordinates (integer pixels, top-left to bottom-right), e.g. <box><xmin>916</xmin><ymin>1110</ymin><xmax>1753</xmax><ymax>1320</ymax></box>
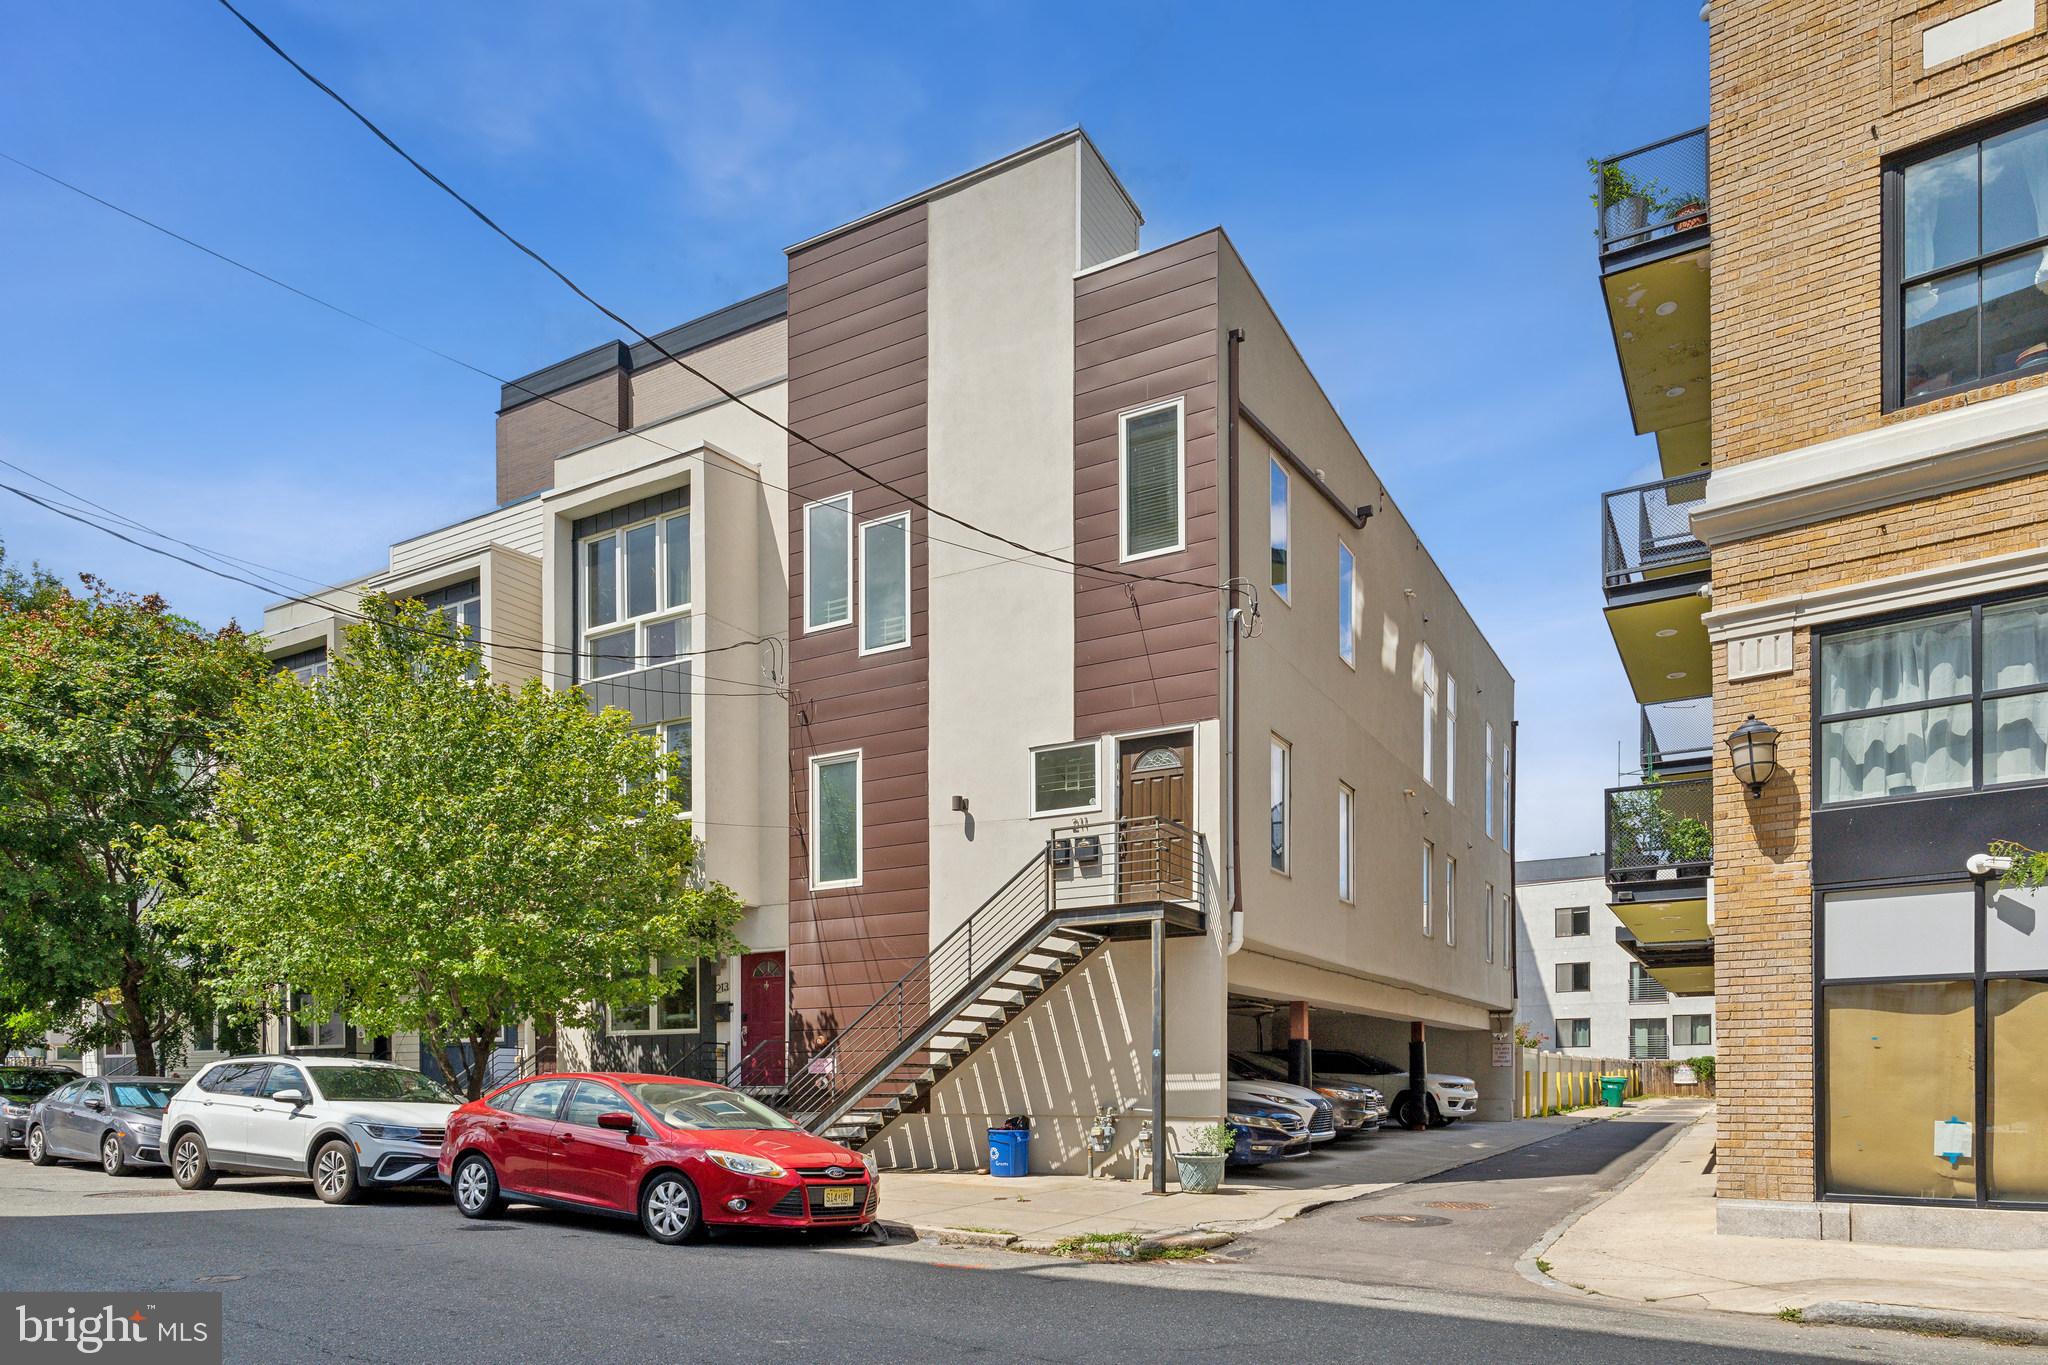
<box><xmin>1605</xmin><ymin>775</ymin><xmax>1712</xmax><ymax>883</ymax></box>
<box><xmin>1602</xmin><ymin>471</ymin><xmax>1709</xmax><ymax>592</ymax></box>
<box><xmin>1640</xmin><ymin>700</ymin><xmax>1713</xmax><ymax>773</ymax></box>
<box><xmin>1593</xmin><ymin>126</ymin><xmax>1708</xmax><ymax>259</ymax></box>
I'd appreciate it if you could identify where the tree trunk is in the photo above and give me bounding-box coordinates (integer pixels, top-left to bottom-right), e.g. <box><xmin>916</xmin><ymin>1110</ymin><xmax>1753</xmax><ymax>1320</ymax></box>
<box><xmin>464</xmin><ymin>1021</ymin><xmax>501</xmax><ymax>1102</ymax></box>
<box><xmin>119</xmin><ymin>954</ymin><xmax>156</xmax><ymax>1076</ymax></box>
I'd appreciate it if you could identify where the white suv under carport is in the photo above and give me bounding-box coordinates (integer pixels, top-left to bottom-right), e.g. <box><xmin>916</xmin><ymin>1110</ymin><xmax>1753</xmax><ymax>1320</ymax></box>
<box><xmin>1257</xmin><ymin>1049</ymin><xmax>1478</xmax><ymax>1128</ymax></box>
<box><xmin>162</xmin><ymin>1057</ymin><xmax>459</xmax><ymax>1204</ymax></box>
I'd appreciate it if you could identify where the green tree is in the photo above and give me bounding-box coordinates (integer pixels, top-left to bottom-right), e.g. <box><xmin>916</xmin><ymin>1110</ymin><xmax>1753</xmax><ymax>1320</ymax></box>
<box><xmin>1991</xmin><ymin>839</ymin><xmax>2048</xmax><ymax>889</ymax></box>
<box><xmin>0</xmin><ymin>572</ymin><xmax>269</xmax><ymax>1074</ymax></box>
<box><xmin>149</xmin><ymin>596</ymin><xmax>744</xmax><ymax>1098</ymax></box>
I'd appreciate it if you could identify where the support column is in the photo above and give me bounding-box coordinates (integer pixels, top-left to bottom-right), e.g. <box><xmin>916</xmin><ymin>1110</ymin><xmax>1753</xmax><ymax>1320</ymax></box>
<box><xmin>1150</xmin><ymin>916</ymin><xmax>1167</xmax><ymax>1194</ymax></box>
<box><xmin>1407</xmin><ymin>1021</ymin><xmax>1428</xmax><ymax>1131</ymax></box>
<box><xmin>1287</xmin><ymin>1001</ymin><xmax>1312</xmax><ymax>1087</ymax></box>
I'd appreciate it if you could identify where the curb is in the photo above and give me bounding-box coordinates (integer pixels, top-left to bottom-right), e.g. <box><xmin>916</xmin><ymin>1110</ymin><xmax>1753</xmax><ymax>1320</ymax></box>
<box><xmin>1802</xmin><ymin>1300</ymin><xmax>2048</xmax><ymax>1346</ymax></box>
<box><xmin>904</xmin><ymin>1223</ymin><xmax>1017</xmax><ymax>1249</ymax></box>
<box><xmin>1513</xmin><ymin>1106</ymin><xmax>1709</xmax><ymax>1299</ymax></box>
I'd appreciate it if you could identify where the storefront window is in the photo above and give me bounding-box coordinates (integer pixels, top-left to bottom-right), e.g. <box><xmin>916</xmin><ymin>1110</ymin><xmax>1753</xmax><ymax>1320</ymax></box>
<box><xmin>1823</xmin><ymin>979</ymin><xmax>1976</xmax><ymax>1200</ymax></box>
<box><xmin>1989</xmin><ymin>978</ymin><xmax>2048</xmax><ymax>1202</ymax></box>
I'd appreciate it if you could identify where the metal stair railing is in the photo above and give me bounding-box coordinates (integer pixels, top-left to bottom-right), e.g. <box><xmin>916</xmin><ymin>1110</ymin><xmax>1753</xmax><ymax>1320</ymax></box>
<box><xmin>782</xmin><ymin>816</ymin><xmax>1209</xmax><ymax>1136</ymax></box>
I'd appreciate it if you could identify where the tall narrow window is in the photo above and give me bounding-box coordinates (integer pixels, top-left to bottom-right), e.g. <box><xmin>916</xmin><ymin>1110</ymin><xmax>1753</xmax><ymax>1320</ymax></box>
<box><xmin>1444</xmin><ymin>856</ymin><xmax>1457</xmax><ymax>946</ymax></box>
<box><xmin>663</xmin><ymin>719</ymin><xmax>693</xmax><ymax>814</ymax></box>
<box><xmin>1337</xmin><ymin>783</ymin><xmax>1355</xmax><ymax>903</ymax></box>
<box><xmin>1421</xmin><ymin>648</ymin><xmax>1438</xmax><ymax>786</ymax></box>
<box><xmin>804</xmin><ymin>494</ymin><xmax>853</xmax><ymax>631</ymax></box>
<box><xmin>1485</xmin><ymin>883</ymin><xmax>1495</xmax><ymax>962</ymax></box>
<box><xmin>1421</xmin><ymin>840</ymin><xmax>1434</xmax><ymax>936</ymax></box>
<box><xmin>1270</xmin><ymin>737</ymin><xmax>1291</xmax><ymax>873</ymax></box>
<box><xmin>1483</xmin><ymin>722</ymin><xmax>1497</xmax><ymax>838</ymax></box>
<box><xmin>1120</xmin><ymin>400</ymin><xmax>1183</xmax><ymax>560</ymax></box>
<box><xmin>665</xmin><ymin>510</ymin><xmax>692</xmax><ymax>612</ymax></box>
<box><xmin>860</xmin><ymin>513</ymin><xmax>911</xmax><ymax>654</ymax></box>
<box><xmin>1337</xmin><ymin>542</ymin><xmax>1356</xmax><ymax>666</ymax></box>
<box><xmin>1501</xmin><ymin>739</ymin><xmax>1512</xmax><ymax>845</ymax></box>
<box><xmin>1445</xmin><ymin>674</ymin><xmax>1458</xmax><ymax>803</ymax></box>
<box><xmin>1269</xmin><ymin>457</ymin><xmax>1291</xmax><ymax>601</ymax></box>
<box><xmin>810</xmin><ymin>752</ymin><xmax>862</xmax><ymax>889</ymax></box>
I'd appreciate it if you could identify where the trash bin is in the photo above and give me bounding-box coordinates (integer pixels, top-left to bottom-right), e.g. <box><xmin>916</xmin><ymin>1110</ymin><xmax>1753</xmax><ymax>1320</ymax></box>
<box><xmin>1600</xmin><ymin>1075</ymin><xmax>1628</xmax><ymax>1107</ymax></box>
<box><xmin>988</xmin><ymin>1126</ymin><xmax>1031</xmax><ymax>1177</ymax></box>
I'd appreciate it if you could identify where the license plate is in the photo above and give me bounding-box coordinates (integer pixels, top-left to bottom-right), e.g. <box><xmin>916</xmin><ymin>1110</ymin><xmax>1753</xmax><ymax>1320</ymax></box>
<box><xmin>821</xmin><ymin>1186</ymin><xmax>857</xmax><ymax>1210</ymax></box>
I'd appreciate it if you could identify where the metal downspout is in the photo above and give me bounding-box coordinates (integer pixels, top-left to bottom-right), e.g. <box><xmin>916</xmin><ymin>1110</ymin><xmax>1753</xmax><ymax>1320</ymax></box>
<box><xmin>1225</xmin><ymin>326</ymin><xmax>1246</xmax><ymax>955</ymax></box>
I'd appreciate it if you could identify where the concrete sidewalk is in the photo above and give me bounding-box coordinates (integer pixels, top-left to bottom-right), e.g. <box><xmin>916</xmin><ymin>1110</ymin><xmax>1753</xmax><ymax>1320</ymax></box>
<box><xmin>1537</xmin><ymin>1111</ymin><xmax>2048</xmax><ymax>1330</ymax></box>
<box><xmin>880</xmin><ymin>1107</ymin><xmax>1638</xmax><ymax>1245</ymax></box>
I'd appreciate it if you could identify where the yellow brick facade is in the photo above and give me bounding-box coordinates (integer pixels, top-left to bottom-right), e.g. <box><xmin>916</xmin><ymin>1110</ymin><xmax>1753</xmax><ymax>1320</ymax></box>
<box><xmin>1707</xmin><ymin>2</ymin><xmax>2048</xmax><ymax>1202</ymax></box>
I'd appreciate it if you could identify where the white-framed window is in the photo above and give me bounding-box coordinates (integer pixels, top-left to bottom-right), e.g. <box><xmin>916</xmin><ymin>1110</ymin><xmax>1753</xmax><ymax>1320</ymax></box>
<box><xmin>809</xmin><ymin>750</ymin><xmax>862</xmax><ymax>889</ymax></box>
<box><xmin>859</xmin><ymin>512</ymin><xmax>911</xmax><ymax>655</ymax></box>
<box><xmin>1337</xmin><ymin>541</ymin><xmax>1356</xmax><ymax>667</ymax></box>
<box><xmin>1444</xmin><ymin>855</ymin><xmax>1457</xmax><ymax>947</ymax></box>
<box><xmin>1031</xmin><ymin>741</ymin><xmax>1100</xmax><ymax>817</ymax></box>
<box><xmin>1337</xmin><ymin>783</ymin><xmax>1355</xmax><ymax>903</ymax></box>
<box><xmin>1421</xmin><ymin>647</ymin><xmax>1438</xmax><ymax>786</ymax></box>
<box><xmin>1421</xmin><ymin>839</ymin><xmax>1434</xmax><ymax>936</ymax></box>
<box><xmin>1269</xmin><ymin>456</ymin><xmax>1291</xmax><ymax>602</ymax></box>
<box><xmin>1270</xmin><ymin>736</ymin><xmax>1291</xmax><ymax>873</ymax></box>
<box><xmin>803</xmin><ymin>494</ymin><xmax>854</xmax><ymax>632</ymax></box>
<box><xmin>1445</xmin><ymin>674</ymin><xmax>1458</xmax><ymax>803</ymax></box>
<box><xmin>579</xmin><ymin>507</ymin><xmax>692</xmax><ymax>679</ymax></box>
<box><xmin>1118</xmin><ymin>398</ymin><xmax>1184</xmax><ymax>561</ymax></box>
<box><xmin>1483</xmin><ymin>722</ymin><xmax>1497</xmax><ymax>838</ymax></box>
<box><xmin>611</xmin><ymin>956</ymin><xmax>699</xmax><ymax>1034</ymax></box>
<box><xmin>638</xmin><ymin>719</ymin><xmax>693</xmax><ymax>816</ymax></box>
<box><xmin>1485</xmin><ymin>882</ymin><xmax>1495</xmax><ymax>962</ymax></box>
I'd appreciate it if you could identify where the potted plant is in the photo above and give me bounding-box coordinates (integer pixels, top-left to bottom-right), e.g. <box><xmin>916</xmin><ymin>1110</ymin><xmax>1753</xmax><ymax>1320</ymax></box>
<box><xmin>1664</xmin><ymin>192</ymin><xmax>1708</xmax><ymax>232</ymax></box>
<box><xmin>1588</xmin><ymin>159</ymin><xmax>1663</xmax><ymax>241</ymax></box>
<box><xmin>1175</xmin><ymin>1123</ymin><xmax>1235</xmax><ymax>1194</ymax></box>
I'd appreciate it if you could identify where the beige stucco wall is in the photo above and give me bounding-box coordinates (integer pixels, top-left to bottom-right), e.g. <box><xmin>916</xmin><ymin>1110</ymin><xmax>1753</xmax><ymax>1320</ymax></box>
<box><xmin>1219</xmin><ymin>239</ymin><xmax>1516</xmax><ymax>1024</ymax></box>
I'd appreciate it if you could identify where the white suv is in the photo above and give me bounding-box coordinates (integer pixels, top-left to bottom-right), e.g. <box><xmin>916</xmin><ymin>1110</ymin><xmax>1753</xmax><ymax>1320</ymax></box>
<box><xmin>1263</xmin><ymin>1049</ymin><xmax>1480</xmax><ymax>1127</ymax></box>
<box><xmin>162</xmin><ymin>1057</ymin><xmax>459</xmax><ymax>1204</ymax></box>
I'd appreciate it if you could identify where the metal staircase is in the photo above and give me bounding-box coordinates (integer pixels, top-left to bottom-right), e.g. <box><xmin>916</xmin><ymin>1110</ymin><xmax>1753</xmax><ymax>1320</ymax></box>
<box><xmin>782</xmin><ymin>816</ymin><xmax>1212</xmax><ymax>1147</ymax></box>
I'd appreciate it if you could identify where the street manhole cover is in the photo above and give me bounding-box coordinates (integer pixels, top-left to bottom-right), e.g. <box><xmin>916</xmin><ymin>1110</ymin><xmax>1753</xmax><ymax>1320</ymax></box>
<box><xmin>1423</xmin><ymin>1200</ymin><xmax>1493</xmax><ymax>1211</ymax></box>
<box><xmin>195</xmin><ymin>1275</ymin><xmax>244</xmax><ymax>1284</ymax></box>
<box><xmin>1356</xmin><ymin>1213</ymin><xmax>1451</xmax><ymax>1227</ymax></box>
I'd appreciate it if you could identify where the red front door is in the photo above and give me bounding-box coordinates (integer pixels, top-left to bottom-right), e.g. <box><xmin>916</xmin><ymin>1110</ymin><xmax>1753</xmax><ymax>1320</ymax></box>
<box><xmin>741</xmin><ymin>953</ymin><xmax>788</xmax><ymax>1086</ymax></box>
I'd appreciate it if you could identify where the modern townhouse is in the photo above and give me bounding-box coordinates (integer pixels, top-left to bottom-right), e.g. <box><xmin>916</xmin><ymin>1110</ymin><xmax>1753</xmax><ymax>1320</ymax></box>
<box><xmin>1515</xmin><ymin>854</ymin><xmax>1717</xmax><ymax>1063</ymax></box>
<box><xmin>259</xmin><ymin>129</ymin><xmax>1516</xmax><ymax>1178</ymax></box>
<box><xmin>1589</xmin><ymin>2</ymin><xmax>2048</xmax><ymax>1244</ymax></box>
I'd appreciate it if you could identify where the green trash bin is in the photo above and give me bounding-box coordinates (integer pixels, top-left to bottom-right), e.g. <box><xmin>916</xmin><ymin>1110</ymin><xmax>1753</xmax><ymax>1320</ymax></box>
<box><xmin>1600</xmin><ymin>1075</ymin><xmax>1628</xmax><ymax>1107</ymax></box>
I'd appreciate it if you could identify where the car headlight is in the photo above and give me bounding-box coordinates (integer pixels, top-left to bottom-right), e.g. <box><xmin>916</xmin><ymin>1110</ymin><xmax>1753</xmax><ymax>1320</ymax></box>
<box><xmin>705</xmin><ymin>1150</ymin><xmax>788</xmax><ymax>1178</ymax></box>
<box><xmin>350</xmin><ymin>1122</ymin><xmax>422</xmax><ymax>1142</ymax></box>
<box><xmin>1235</xmin><ymin>1114</ymin><xmax>1289</xmax><ymax>1133</ymax></box>
<box><xmin>860</xmin><ymin>1152</ymin><xmax>878</xmax><ymax>1177</ymax></box>
<box><xmin>0</xmin><ymin>1102</ymin><xmax>26</xmax><ymax>1118</ymax></box>
<box><xmin>123</xmin><ymin>1118</ymin><xmax>162</xmax><ymax>1137</ymax></box>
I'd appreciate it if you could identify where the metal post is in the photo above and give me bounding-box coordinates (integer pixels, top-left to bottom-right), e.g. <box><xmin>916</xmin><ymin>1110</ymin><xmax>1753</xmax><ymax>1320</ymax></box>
<box><xmin>1407</xmin><ymin>1021</ymin><xmax>1428</xmax><ymax>1131</ymax></box>
<box><xmin>1149</xmin><ymin>914</ymin><xmax>1167</xmax><ymax>1195</ymax></box>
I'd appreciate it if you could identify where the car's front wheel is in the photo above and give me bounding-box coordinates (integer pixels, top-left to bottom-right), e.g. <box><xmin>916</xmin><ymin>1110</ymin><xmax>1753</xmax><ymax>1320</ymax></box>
<box><xmin>311</xmin><ymin>1139</ymin><xmax>361</xmax><ymax>1205</ymax></box>
<box><xmin>452</xmin><ymin>1154</ymin><xmax>501</xmax><ymax>1220</ymax></box>
<box><xmin>170</xmin><ymin>1133</ymin><xmax>217</xmax><ymax>1190</ymax></box>
<box><xmin>26</xmin><ymin>1126</ymin><xmax>54</xmax><ymax>1166</ymax></box>
<box><xmin>638</xmin><ymin>1170</ymin><xmax>702</xmax><ymax>1245</ymax></box>
<box><xmin>101</xmin><ymin>1132</ymin><xmax>132</xmax><ymax>1177</ymax></box>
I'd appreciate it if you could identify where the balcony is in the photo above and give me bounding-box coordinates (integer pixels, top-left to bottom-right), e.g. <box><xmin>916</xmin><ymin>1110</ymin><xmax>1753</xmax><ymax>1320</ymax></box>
<box><xmin>1605</xmin><ymin>774</ymin><xmax>1713</xmax><ymax>994</ymax></box>
<box><xmin>1640</xmin><ymin>699</ymin><xmax>1713</xmax><ymax>774</ymax></box>
<box><xmin>1591</xmin><ymin>127</ymin><xmax>1710</xmax><ymax>474</ymax></box>
<box><xmin>1600</xmin><ymin>473</ymin><xmax>1710</xmax><ymax>704</ymax></box>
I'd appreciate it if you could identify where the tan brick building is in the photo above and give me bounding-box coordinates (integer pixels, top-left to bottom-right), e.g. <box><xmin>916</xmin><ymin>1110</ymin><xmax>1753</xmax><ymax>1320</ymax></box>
<box><xmin>1593</xmin><ymin>0</ymin><xmax>2048</xmax><ymax>1246</ymax></box>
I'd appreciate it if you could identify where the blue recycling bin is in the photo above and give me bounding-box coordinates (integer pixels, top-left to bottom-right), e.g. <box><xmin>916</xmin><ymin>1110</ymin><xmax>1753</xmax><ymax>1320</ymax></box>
<box><xmin>987</xmin><ymin>1127</ymin><xmax>1031</xmax><ymax>1177</ymax></box>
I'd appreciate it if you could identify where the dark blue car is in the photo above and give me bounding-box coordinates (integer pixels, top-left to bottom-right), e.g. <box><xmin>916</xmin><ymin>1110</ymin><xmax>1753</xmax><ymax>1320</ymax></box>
<box><xmin>1225</xmin><ymin>1096</ymin><xmax>1311</xmax><ymax>1166</ymax></box>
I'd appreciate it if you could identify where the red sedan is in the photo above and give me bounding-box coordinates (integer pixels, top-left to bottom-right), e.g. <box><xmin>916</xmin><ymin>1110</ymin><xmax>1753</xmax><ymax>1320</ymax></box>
<box><xmin>438</xmin><ymin>1072</ymin><xmax>877</xmax><ymax>1244</ymax></box>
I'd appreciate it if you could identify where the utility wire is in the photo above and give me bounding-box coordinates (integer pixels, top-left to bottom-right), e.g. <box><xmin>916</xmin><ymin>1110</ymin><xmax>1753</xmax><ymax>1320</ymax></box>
<box><xmin>212</xmin><ymin>0</ymin><xmax>1231</xmax><ymax>598</ymax></box>
<box><xmin>0</xmin><ymin>150</ymin><xmax>1194</xmax><ymax>603</ymax></box>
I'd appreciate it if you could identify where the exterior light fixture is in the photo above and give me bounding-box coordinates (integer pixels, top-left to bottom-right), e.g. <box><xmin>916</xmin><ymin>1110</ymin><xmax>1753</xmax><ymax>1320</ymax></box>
<box><xmin>1726</xmin><ymin>715</ymin><xmax>1780</xmax><ymax>797</ymax></box>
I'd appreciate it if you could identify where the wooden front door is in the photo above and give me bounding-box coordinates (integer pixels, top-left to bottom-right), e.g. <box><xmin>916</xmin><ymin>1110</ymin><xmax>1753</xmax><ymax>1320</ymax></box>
<box><xmin>740</xmin><ymin>952</ymin><xmax>788</xmax><ymax>1085</ymax></box>
<box><xmin>1118</xmin><ymin>732</ymin><xmax>1194</xmax><ymax>902</ymax></box>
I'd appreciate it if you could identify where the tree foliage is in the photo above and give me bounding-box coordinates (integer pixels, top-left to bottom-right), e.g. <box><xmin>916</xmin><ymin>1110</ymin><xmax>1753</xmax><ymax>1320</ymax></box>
<box><xmin>150</xmin><ymin>596</ymin><xmax>745</xmax><ymax>1097</ymax></box>
<box><xmin>0</xmin><ymin>570</ymin><xmax>268</xmax><ymax>1073</ymax></box>
<box><xmin>1991</xmin><ymin>839</ymin><xmax>2048</xmax><ymax>890</ymax></box>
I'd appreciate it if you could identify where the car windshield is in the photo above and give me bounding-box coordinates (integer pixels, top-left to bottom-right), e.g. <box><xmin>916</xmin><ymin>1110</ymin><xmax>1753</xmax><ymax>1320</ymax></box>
<box><xmin>0</xmin><ymin>1069</ymin><xmax>71</xmax><ymax>1100</ymax></box>
<box><xmin>628</xmin><ymin>1083</ymin><xmax>798</xmax><ymax>1131</ymax></box>
<box><xmin>109</xmin><ymin>1083</ymin><xmax>174</xmax><ymax>1111</ymax></box>
<box><xmin>1306</xmin><ymin>1050</ymin><xmax>1399</xmax><ymax>1074</ymax></box>
<box><xmin>305</xmin><ymin>1066</ymin><xmax>459</xmax><ymax>1104</ymax></box>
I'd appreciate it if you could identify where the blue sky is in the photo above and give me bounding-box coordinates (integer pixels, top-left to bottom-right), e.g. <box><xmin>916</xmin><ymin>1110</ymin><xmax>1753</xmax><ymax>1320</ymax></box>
<box><xmin>0</xmin><ymin>2</ymin><xmax>1707</xmax><ymax>858</ymax></box>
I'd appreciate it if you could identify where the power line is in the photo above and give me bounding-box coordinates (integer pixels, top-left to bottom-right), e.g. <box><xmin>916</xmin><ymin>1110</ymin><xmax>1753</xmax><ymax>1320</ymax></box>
<box><xmin>212</xmin><ymin>0</ymin><xmax>1231</xmax><ymax>599</ymax></box>
<box><xmin>0</xmin><ymin>149</ymin><xmax>1199</xmax><ymax>603</ymax></box>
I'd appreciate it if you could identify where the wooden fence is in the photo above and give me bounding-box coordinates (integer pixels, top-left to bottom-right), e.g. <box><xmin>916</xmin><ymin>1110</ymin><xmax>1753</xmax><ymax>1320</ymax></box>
<box><xmin>1514</xmin><ymin>1050</ymin><xmax>1715</xmax><ymax>1117</ymax></box>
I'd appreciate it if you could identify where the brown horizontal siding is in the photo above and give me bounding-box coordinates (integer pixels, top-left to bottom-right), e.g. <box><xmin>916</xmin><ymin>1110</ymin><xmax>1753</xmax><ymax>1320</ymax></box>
<box><xmin>787</xmin><ymin>202</ymin><xmax>931</xmax><ymax>1049</ymax></box>
<box><xmin>1073</xmin><ymin>232</ymin><xmax>1224</xmax><ymax>740</ymax></box>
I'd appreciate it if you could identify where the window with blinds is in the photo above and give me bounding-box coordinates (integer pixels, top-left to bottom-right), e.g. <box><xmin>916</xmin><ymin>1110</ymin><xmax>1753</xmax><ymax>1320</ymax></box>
<box><xmin>1120</xmin><ymin>401</ymin><xmax>1183</xmax><ymax>560</ymax></box>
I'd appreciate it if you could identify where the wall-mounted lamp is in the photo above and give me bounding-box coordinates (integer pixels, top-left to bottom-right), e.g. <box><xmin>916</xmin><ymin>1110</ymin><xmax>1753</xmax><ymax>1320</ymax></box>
<box><xmin>951</xmin><ymin>795</ymin><xmax>970</xmax><ymax>814</ymax></box>
<box><xmin>1725</xmin><ymin>715</ymin><xmax>1780</xmax><ymax>798</ymax></box>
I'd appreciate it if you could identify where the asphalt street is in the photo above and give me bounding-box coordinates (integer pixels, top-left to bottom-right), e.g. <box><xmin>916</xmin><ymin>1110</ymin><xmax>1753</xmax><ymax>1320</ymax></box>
<box><xmin>0</xmin><ymin>1121</ymin><xmax>2015</xmax><ymax>1365</ymax></box>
